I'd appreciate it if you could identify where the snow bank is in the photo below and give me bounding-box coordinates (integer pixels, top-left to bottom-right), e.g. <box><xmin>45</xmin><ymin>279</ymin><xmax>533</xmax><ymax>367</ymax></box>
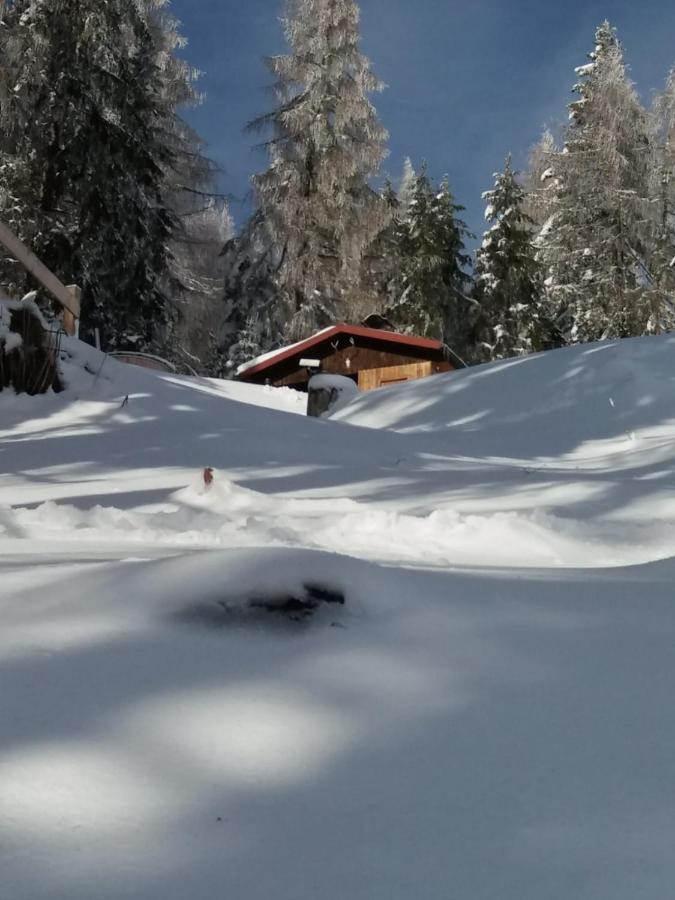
<box><xmin>0</xmin><ymin>334</ymin><xmax>307</xmax><ymax>419</ymax></box>
<box><xmin>334</xmin><ymin>333</ymin><xmax>675</xmax><ymax>460</ymax></box>
<box><xmin>5</xmin><ymin>333</ymin><xmax>675</xmax><ymax>898</ymax></box>
<box><xmin>3</xmin><ymin>544</ymin><xmax>675</xmax><ymax>900</ymax></box>
<box><xmin>5</xmin><ymin>485</ymin><xmax>675</xmax><ymax>569</ymax></box>
<box><xmin>5</xmin><ymin>335</ymin><xmax>675</xmax><ymax>570</ymax></box>
<box><xmin>0</xmin><ymin>547</ymin><xmax>378</xmax><ymax>643</ymax></box>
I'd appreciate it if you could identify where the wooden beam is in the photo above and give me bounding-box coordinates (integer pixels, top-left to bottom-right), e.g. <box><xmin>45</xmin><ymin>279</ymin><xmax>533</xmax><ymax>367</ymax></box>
<box><xmin>0</xmin><ymin>221</ymin><xmax>81</xmax><ymax>328</ymax></box>
<box><xmin>62</xmin><ymin>285</ymin><xmax>81</xmax><ymax>337</ymax></box>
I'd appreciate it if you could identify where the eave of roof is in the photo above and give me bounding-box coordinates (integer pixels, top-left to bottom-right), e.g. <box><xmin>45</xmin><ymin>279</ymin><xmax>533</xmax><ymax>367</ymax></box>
<box><xmin>236</xmin><ymin>324</ymin><xmax>447</xmax><ymax>379</ymax></box>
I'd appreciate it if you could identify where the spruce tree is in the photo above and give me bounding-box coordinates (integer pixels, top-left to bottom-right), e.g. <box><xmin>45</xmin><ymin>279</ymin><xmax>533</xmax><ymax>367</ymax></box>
<box><xmin>0</xmin><ymin>0</ymin><xmax>41</xmax><ymax>297</ymax></box>
<box><xmin>226</xmin><ymin>313</ymin><xmax>266</xmax><ymax>375</ymax></box>
<box><xmin>523</xmin><ymin>129</ymin><xmax>558</xmax><ymax>230</ymax></box>
<box><xmin>213</xmin><ymin>211</ymin><xmax>287</xmax><ymax>375</ymax></box>
<box><xmin>356</xmin><ymin>177</ymin><xmax>401</xmax><ymax>321</ymax></box>
<box><xmin>647</xmin><ymin>69</ymin><xmax>675</xmax><ymax>331</ymax></box>
<box><xmin>0</xmin><ymin>0</ymin><xmax>191</xmax><ymax>352</ymax></box>
<box><xmin>538</xmin><ymin>22</ymin><xmax>652</xmax><ymax>343</ymax></box>
<box><xmin>474</xmin><ymin>157</ymin><xmax>548</xmax><ymax>360</ymax></box>
<box><xmin>250</xmin><ymin>0</ymin><xmax>389</xmax><ymax>341</ymax></box>
<box><xmin>354</xmin><ymin>159</ymin><xmax>425</xmax><ymax>325</ymax></box>
<box><xmin>171</xmin><ymin>198</ymin><xmax>233</xmax><ymax>369</ymax></box>
<box><xmin>398</xmin><ymin>157</ymin><xmax>417</xmax><ymax>218</ymax></box>
<box><xmin>385</xmin><ymin>165</ymin><xmax>472</xmax><ymax>344</ymax></box>
<box><xmin>151</xmin><ymin>2</ymin><xmax>233</xmax><ymax>365</ymax></box>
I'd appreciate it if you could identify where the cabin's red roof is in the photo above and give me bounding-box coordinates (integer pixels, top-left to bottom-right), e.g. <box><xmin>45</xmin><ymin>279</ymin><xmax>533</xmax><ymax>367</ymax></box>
<box><xmin>236</xmin><ymin>324</ymin><xmax>444</xmax><ymax>379</ymax></box>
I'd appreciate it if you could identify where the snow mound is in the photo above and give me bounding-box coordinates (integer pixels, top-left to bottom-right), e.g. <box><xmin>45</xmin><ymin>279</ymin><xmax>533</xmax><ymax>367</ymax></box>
<box><xmin>7</xmin><ymin>333</ymin><xmax>675</xmax><ymax>898</ymax></box>
<box><xmin>333</xmin><ymin>334</ymin><xmax>675</xmax><ymax>460</ymax></box>
<box><xmin>5</xmin><ymin>335</ymin><xmax>675</xmax><ymax>569</ymax></box>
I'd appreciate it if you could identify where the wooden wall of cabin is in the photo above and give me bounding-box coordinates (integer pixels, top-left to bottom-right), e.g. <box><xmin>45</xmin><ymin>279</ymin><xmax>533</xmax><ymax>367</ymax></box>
<box><xmin>358</xmin><ymin>361</ymin><xmax>434</xmax><ymax>391</ymax></box>
<box><xmin>273</xmin><ymin>346</ymin><xmax>452</xmax><ymax>389</ymax></box>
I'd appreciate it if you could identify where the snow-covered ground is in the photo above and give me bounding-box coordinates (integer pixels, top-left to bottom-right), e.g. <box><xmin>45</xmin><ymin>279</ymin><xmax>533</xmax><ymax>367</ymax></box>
<box><xmin>2</xmin><ymin>336</ymin><xmax>675</xmax><ymax>899</ymax></box>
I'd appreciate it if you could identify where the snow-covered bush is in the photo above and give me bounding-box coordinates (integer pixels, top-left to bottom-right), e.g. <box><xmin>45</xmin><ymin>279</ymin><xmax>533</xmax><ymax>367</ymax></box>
<box><xmin>0</xmin><ymin>297</ymin><xmax>60</xmax><ymax>395</ymax></box>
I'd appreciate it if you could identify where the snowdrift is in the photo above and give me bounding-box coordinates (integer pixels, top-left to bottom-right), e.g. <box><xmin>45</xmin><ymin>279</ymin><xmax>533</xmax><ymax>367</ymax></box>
<box><xmin>334</xmin><ymin>334</ymin><xmax>675</xmax><ymax>460</ymax></box>
<box><xmin>4</xmin><ymin>334</ymin><xmax>675</xmax><ymax>899</ymax></box>
<box><xmin>5</xmin><ymin>334</ymin><xmax>675</xmax><ymax>569</ymax></box>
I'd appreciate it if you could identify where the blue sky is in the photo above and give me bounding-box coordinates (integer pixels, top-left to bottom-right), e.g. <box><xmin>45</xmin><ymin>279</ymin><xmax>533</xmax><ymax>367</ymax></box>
<box><xmin>170</xmin><ymin>0</ymin><xmax>675</xmax><ymax>241</ymax></box>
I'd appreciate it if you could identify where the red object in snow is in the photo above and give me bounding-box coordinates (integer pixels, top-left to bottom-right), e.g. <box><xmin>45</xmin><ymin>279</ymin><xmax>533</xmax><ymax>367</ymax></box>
<box><xmin>203</xmin><ymin>467</ymin><xmax>214</xmax><ymax>489</ymax></box>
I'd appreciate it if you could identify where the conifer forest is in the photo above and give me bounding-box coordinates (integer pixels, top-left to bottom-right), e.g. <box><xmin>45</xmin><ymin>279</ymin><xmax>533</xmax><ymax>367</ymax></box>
<box><xmin>1</xmin><ymin>1</ymin><xmax>674</xmax><ymax>373</ymax></box>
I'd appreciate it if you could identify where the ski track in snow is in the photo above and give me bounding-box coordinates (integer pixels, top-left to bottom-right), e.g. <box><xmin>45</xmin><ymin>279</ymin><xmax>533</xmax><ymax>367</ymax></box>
<box><xmin>3</xmin><ymin>335</ymin><xmax>675</xmax><ymax>900</ymax></box>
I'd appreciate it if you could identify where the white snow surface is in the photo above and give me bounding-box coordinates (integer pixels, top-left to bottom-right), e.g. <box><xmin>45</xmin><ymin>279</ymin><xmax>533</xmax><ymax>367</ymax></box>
<box><xmin>3</xmin><ymin>335</ymin><xmax>675</xmax><ymax>899</ymax></box>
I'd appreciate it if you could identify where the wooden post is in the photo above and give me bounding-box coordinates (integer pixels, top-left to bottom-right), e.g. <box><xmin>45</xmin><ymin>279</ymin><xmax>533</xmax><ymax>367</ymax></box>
<box><xmin>63</xmin><ymin>285</ymin><xmax>82</xmax><ymax>337</ymax></box>
<box><xmin>0</xmin><ymin>220</ymin><xmax>81</xmax><ymax>333</ymax></box>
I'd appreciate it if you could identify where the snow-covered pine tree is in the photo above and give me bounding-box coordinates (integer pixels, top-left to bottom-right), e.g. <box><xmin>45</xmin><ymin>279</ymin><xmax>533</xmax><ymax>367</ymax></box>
<box><xmin>646</xmin><ymin>68</ymin><xmax>675</xmax><ymax>331</ymax></box>
<box><xmin>384</xmin><ymin>165</ymin><xmax>472</xmax><ymax>344</ymax></box>
<box><xmin>226</xmin><ymin>313</ymin><xmax>266</xmax><ymax>375</ymax></box>
<box><xmin>355</xmin><ymin>158</ymin><xmax>427</xmax><ymax>325</ymax></box>
<box><xmin>148</xmin><ymin>2</ymin><xmax>233</xmax><ymax>366</ymax></box>
<box><xmin>538</xmin><ymin>22</ymin><xmax>652</xmax><ymax>343</ymax></box>
<box><xmin>474</xmin><ymin>156</ymin><xmax>549</xmax><ymax>360</ymax></box>
<box><xmin>0</xmin><ymin>0</ymin><xmax>42</xmax><ymax>298</ymax></box>
<box><xmin>210</xmin><ymin>210</ymin><xmax>287</xmax><ymax>376</ymax></box>
<box><xmin>523</xmin><ymin>129</ymin><xmax>559</xmax><ymax>230</ymax></box>
<box><xmin>249</xmin><ymin>0</ymin><xmax>390</xmax><ymax>341</ymax></box>
<box><xmin>356</xmin><ymin>177</ymin><xmax>401</xmax><ymax>321</ymax></box>
<box><xmin>171</xmin><ymin>198</ymin><xmax>233</xmax><ymax>369</ymax></box>
<box><xmin>398</xmin><ymin>157</ymin><xmax>417</xmax><ymax>219</ymax></box>
<box><xmin>0</xmin><ymin>0</ymin><xmax>191</xmax><ymax>353</ymax></box>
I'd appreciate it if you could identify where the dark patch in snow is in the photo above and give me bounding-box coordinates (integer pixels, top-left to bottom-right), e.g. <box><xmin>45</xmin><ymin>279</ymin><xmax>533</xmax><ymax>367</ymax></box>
<box><xmin>249</xmin><ymin>583</ymin><xmax>345</xmax><ymax>617</ymax></box>
<box><xmin>175</xmin><ymin>582</ymin><xmax>346</xmax><ymax>629</ymax></box>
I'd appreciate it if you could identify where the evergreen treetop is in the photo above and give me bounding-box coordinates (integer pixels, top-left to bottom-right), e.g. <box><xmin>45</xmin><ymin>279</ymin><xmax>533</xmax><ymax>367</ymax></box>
<box><xmin>250</xmin><ymin>0</ymin><xmax>390</xmax><ymax>340</ymax></box>
<box><xmin>538</xmin><ymin>21</ymin><xmax>653</xmax><ymax>342</ymax></box>
<box><xmin>385</xmin><ymin>164</ymin><xmax>471</xmax><ymax>344</ymax></box>
<box><xmin>474</xmin><ymin>156</ymin><xmax>549</xmax><ymax>359</ymax></box>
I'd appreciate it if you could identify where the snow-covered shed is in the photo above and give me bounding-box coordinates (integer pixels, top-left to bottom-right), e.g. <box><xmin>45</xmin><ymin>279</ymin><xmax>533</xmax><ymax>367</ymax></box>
<box><xmin>235</xmin><ymin>324</ymin><xmax>464</xmax><ymax>391</ymax></box>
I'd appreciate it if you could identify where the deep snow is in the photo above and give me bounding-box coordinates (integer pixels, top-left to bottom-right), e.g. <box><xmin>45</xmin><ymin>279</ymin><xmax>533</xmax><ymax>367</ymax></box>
<box><xmin>2</xmin><ymin>335</ymin><xmax>675</xmax><ymax>899</ymax></box>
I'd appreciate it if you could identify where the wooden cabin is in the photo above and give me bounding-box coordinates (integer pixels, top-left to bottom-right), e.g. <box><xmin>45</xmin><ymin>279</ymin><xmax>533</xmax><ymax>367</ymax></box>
<box><xmin>235</xmin><ymin>324</ymin><xmax>464</xmax><ymax>391</ymax></box>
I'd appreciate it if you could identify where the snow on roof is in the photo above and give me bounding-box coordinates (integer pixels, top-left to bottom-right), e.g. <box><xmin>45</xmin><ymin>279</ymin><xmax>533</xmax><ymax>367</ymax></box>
<box><xmin>235</xmin><ymin>327</ymin><xmax>334</xmax><ymax>377</ymax></box>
